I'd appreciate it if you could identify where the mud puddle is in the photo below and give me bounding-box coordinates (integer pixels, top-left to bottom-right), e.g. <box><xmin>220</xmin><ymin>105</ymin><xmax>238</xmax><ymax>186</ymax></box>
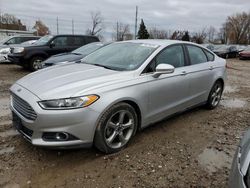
<box><xmin>0</xmin><ymin>129</ymin><xmax>19</xmax><ymax>138</ymax></box>
<box><xmin>224</xmin><ymin>85</ymin><xmax>238</xmax><ymax>93</ymax></box>
<box><xmin>198</xmin><ymin>148</ymin><xmax>231</xmax><ymax>174</ymax></box>
<box><xmin>0</xmin><ymin>146</ymin><xmax>14</xmax><ymax>155</ymax></box>
<box><xmin>221</xmin><ymin>98</ymin><xmax>247</xmax><ymax>108</ymax></box>
<box><xmin>0</xmin><ymin>97</ymin><xmax>10</xmax><ymax>117</ymax></box>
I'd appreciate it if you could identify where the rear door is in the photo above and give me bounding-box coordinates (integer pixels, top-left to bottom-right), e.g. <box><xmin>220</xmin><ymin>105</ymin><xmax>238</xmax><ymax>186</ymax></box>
<box><xmin>184</xmin><ymin>44</ymin><xmax>215</xmax><ymax>106</ymax></box>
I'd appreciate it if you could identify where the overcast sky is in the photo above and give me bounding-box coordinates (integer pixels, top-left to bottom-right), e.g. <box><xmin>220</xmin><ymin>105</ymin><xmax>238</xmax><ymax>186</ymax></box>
<box><xmin>0</xmin><ymin>0</ymin><xmax>250</xmax><ymax>40</ymax></box>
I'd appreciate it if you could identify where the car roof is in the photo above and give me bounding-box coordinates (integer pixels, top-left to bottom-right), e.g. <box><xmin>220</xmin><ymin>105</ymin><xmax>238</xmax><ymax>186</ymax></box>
<box><xmin>119</xmin><ymin>39</ymin><xmax>200</xmax><ymax>47</ymax></box>
<box><xmin>53</xmin><ymin>34</ymin><xmax>98</xmax><ymax>38</ymax></box>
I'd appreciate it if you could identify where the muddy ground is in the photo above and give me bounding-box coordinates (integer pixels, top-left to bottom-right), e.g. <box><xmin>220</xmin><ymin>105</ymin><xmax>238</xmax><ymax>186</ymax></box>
<box><xmin>0</xmin><ymin>59</ymin><xmax>249</xmax><ymax>188</ymax></box>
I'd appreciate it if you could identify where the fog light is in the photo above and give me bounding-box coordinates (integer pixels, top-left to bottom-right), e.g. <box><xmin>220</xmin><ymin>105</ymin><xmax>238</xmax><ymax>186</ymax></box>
<box><xmin>42</xmin><ymin>132</ymin><xmax>79</xmax><ymax>142</ymax></box>
<box><xmin>55</xmin><ymin>132</ymin><xmax>69</xmax><ymax>141</ymax></box>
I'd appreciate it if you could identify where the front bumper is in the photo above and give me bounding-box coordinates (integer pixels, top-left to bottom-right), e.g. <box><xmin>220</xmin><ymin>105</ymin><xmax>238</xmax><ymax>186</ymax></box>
<box><xmin>10</xmin><ymin>84</ymin><xmax>101</xmax><ymax>148</ymax></box>
<box><xmin>0</xmin><ymin>53</ymin><xmax>10</xmax><ymax>62</ymax></box>
<box><xmin>8</xmin><ymin>54</ymin><xmax>26</xmax><ymax>65</ymax></box>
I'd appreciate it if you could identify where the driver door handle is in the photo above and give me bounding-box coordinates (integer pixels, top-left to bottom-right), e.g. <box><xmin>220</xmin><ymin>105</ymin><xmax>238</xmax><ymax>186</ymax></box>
<box><xmin>180</xmin><ymin>71</ymin><xmax>187</xmax><ymax>76</ymax></box>
<box><xmin>209</xmin><ymin>66</ymin><xmax>214</xmax><ymax>70</ymax></box>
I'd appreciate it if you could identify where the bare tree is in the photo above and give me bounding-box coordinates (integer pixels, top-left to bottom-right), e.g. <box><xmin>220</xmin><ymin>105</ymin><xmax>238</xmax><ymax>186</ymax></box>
<box><xmin>86</xmin><ymin>11</ymin><xmax>104</xmax><ymax>36</ymax></box>
<box><xmin>113</xmin><ymin>22</ymin><xmax>132</xmax><ymax>41</ymax></box>
<box><xmin>0</xmin><ymin>13</ymin><xmax>26</xmax><ymax>30</ymax></box>
<box><xmin>207</xmin><ymin>26</ymin><xmax>217</xmax><ymax>43</ymax></box>
<box><xmin>191</xmin><ymin>28</ymin><xmax>207</xmax><ymax>44</ymax></box>
<box><xmin>149</xmin><ymin>27</ymin><xmax>168</xmax><ymax>39</ymax></box>
<box><xmin>170</xmin><ymin>30</ymin><xmax>184</xmax><ymax>40</ymax></box>
<box><xmin>33</xmin><ymin>20</ymin><xmax>50</xmax><ymax>36</ymax></box>
<box><xmin>223</xmin><ymin>12</ymin><xmax>250</xmax><ymax>44</ymax></box>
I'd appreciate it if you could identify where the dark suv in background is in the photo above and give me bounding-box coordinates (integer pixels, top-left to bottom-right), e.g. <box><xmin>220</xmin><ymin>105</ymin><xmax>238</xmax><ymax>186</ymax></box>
<box><xmin>8</xmin><ymin>34</ymin><xmax>99</xmax><ymax>71</ymax></box>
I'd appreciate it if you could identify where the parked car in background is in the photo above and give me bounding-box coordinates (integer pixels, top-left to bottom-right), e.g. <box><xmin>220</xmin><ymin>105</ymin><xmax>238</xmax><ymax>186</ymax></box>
<box><xmin>201</xmin><ymin>44</ymin><xmax>214</xmax><ymax>51</ymax></box>
<box><xmin>8</xmin><ymin>34</ymin><xmax>99</xmax><ymax>71</ymax></box>
<box><xmin>213</xmin><ymin>45</ymin><xmax>238</xmax><ymax>59</ymax></box>
<box><xmin>237</xmin><ymin>45</ymin><xmax>248</xmax><ymax>53</ymax></box>
<box><xmin>0</xmin><ymin>35</ymin><xmax>40</xmax><ymax>63</ymax></box>
<box><xmin>0</xmin><ymin>35</ymin><xmax>40</xmax><ymax>46</ymax></box>
<box><xmin>10</xmin><ymin>40</ymin><xmax>226</xmax><ymax>153</ymax></box>
<box><xmin>239</xmin><ymin>46</ymin><xmax>250</xmax><ymax>60</ymax></box>
<box><xmin>229</xmin><ymin>129</ymin><xmax>250</xmax><ymax>188</ymax></box>
<box><xmin>42</xmin><ymin>42</ymin><xmax>109</xmax><ymax>68</ymax></box>
<box><xmin>21</xmin><ymin>40</ymin><xmax>38</xmax><ymax>45</ymax></box>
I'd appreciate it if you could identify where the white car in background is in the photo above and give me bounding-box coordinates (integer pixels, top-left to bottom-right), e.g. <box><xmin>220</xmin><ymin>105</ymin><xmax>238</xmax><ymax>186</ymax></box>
<box><xmin>0</xmin><ymin>36</ymin><xmax>40</xmax><ymax>63</ymax></box>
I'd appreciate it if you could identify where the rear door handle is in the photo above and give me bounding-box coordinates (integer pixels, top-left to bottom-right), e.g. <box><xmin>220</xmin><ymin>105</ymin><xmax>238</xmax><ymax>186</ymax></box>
<box><xmin>209</xmin><ymin>66</ymin><xmax>214</xmax><ymax>70</ymax></box>
<box><xmin>180</xmin><ymin>71</ymin><xmax>187</xmax><ymax>76</ymax></box>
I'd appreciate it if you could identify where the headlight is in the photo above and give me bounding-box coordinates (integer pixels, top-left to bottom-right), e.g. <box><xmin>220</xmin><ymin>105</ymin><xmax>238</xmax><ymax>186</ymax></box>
<box><xmin>13</xmin><ymin>47</ymin><xmax>24</xmax><ymax>54</ymax></box>
<box><xmin>0</xmin><ymin>47</ymin><xmax>10</xmax><ymax>54</ymax></box>
<box><xmin>38</xmin><ymin>95</ymin><xmax>99</xmax><ymax>110</ymax></box>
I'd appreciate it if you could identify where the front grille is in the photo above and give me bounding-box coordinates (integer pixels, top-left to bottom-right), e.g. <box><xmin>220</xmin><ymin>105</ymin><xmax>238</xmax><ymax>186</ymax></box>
<box><xmin>12</xmin><ymin>93</ymin><xmax>37</xmax><ymax>121</ymax></box>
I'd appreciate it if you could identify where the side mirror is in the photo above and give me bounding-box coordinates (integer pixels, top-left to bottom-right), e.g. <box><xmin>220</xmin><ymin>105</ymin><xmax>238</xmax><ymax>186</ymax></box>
<box><xmin>153</xmin><ymin>64</ymin><xmax>175</xmax><ymax>78</ymax></box>
<box><xmin>49</xmin><ymin>41</ymin><xmax>55</xmax><ymax>48</ymax></box>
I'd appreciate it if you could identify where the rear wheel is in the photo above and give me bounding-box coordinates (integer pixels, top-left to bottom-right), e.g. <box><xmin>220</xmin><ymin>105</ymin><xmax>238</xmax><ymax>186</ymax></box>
<box><xmin>206</xmin><ymin>81</ymin><xmax>223</xmax><ymax>109</ymax></box>
<box><xmin>94</xmin><ymin>103</ymin><xmax>138</xmax><ymax>153</ymax></box>
<box><xmin>29</xmin><ymin>56</ymin><xmax>44</xmax><ymax>71</ymax></box>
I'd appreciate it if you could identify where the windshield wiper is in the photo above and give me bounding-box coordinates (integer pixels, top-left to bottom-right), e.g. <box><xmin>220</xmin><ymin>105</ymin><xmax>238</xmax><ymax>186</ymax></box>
<box><xmin>80</xmin><ymin>61</ymin><xmax>123</xmax><ymax>71</ymax></box>
<box><xmin>92</xmin><ymin>63</ymin><xmax>115</xmax><ymax>70</ymax></box>
<box><xmin>71</xmin><ymin>52</ymin><xmax>82</xmax><ymax>55</ymax></box>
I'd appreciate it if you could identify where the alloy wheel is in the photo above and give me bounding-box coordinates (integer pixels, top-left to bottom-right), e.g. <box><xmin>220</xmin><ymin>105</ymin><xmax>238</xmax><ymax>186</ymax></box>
<box><xmin>104</xmin><ymin>110</ymin><xmax>135</xmax><ymax>149</ymax></box>
<box><xmin>210</xmin><ymin>83</ymin><xmax>223</xmax><ymax>107</ymax></box>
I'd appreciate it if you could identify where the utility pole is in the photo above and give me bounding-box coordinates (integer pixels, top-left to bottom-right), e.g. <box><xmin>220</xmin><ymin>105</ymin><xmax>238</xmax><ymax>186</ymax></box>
<box><xmin>116</xmin><ymin>22</ymin><xmax>119</xmax><ymax>41</ymax></box>
<box><xmin>134</xmin><ymin>6</ymin><xmax>138</xmax><ymax>40</ymax></box>
<box><xmin>56</xmin><ymin>17</ymin><xmax>59</xmax><ymax>34</ymax></box>
<box><xmin>72</xmin><ymin>19</ymin><xmax>74</xmax><ymax>34</ymax></box>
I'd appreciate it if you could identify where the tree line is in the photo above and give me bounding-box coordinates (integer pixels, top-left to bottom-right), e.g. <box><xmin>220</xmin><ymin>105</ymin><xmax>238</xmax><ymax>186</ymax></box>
<box><xmin>1</xmin><ymin>11</ymin><xmax>249</xmax><ymax>44</ymax></box>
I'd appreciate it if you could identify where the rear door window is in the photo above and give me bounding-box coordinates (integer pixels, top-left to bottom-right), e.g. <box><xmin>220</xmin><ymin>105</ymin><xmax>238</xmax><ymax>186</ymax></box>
<box><xmin>186</xmin><ymin>45</ymin><xmax>208</xmax><ymax>65</ymax></box>
<box><xmin>204</xmin><ymin>50</ymin><xmax>214</xmax><ymax>61</ymax></box>
<box><xmin>85</xmin><ymin>37</ymin><xmax>99</xmax><ymax>44</ymax></box>
<box><xmin>66</xmin><ymin>36</ymin><xmax>85</xmax><ymax>46</ymax></box>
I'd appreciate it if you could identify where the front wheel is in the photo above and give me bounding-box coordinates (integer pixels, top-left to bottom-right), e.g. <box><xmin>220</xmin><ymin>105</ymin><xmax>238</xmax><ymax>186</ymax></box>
<box><xmin>29</xmin><ymin>56</ymin><xmax>44</xmax><ymax>71</ymax></box>
<box><xmin>206</xmin><ymin>81</ymin><xmax>223</xmax><ymax>109</ymax></box>
<box><xmin>94</xmin><ymin>103</ymin><xmax>138</xmax><ymax>153</ymax></box>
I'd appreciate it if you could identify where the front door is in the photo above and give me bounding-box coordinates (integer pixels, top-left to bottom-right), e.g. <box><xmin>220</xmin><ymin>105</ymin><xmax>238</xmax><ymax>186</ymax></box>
<box><xmin>144</xmin><ymin>45</ymin><xmax>190</xmax><ymax>123</ymax></box>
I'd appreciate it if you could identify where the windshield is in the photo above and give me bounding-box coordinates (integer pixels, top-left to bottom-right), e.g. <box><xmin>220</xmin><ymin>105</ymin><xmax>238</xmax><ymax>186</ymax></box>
<box><xmin>73</xmin><ymin>43</ymin><xmax>104</xmax><ymax>56</ymax></box>
<box><xmin>35</xmin><ymin>35</ymin><xmax>53</xmax><ymax>45</ymax></box>
<box><xmin>0</xmin><ymin>37</ymin><xmax>11</xmax><ymax>44</ymax></box>
<box><xmin>82</xmin><ymin>42</ymin><xmax>158</xmax><ymax>71</ymax></box>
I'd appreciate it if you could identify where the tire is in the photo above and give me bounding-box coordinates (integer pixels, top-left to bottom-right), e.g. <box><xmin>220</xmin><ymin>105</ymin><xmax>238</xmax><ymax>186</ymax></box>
<box><xmin>29</xmin><ymin>56</ymin><xmax>44</xmax><ymax>71</ymax></box>
<box><xmin>206</xmin><ymin>81</ymin><xmax>223</xmax><ymax>109</ymax></box>
<box><xmin>94</xmin><ymin>102</ymin><xmax>138</xmax><ymax>153</ymax></box>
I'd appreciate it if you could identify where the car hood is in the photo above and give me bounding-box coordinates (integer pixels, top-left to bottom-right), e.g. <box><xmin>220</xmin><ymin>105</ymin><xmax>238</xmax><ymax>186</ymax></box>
<box><xmin>43</xmin><ymin>53</ymin><xmax>83</xmax><ymax>65</ymax></box>
<box><xmin>240</xmin><ymin>51</ymin><xmax>250</xmax><ymax>54</ymax></box>
<box><xmin>15</xmin><ymin>63</ymin><xmax>131</xmax><ymax>100</ymax></box>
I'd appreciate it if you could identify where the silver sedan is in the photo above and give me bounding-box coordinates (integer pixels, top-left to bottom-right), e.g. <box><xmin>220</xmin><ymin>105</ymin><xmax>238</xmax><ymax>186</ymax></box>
<box><xmin>10</xmin><ymin>40</ymin><xmax>226</xmax><ymax>153</ymax></box>
<box><xmin>229</xmin><ymin>129</ymin><xmax>250</xmax><ymax>188</ymax></box>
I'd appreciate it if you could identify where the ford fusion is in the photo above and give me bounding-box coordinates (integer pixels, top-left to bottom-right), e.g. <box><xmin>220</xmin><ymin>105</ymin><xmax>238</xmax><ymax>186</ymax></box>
<box><xmin>10</xmin><ymin>40</ymin><xmax>226</xmax><ymax>153</ymax></box>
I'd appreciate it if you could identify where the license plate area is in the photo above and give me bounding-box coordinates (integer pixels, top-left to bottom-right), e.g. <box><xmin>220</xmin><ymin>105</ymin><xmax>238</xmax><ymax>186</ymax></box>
<box><xmin>12</xmin><ymin>112</ymin><xmax>33</xmax><ymax>141</ymax></box>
